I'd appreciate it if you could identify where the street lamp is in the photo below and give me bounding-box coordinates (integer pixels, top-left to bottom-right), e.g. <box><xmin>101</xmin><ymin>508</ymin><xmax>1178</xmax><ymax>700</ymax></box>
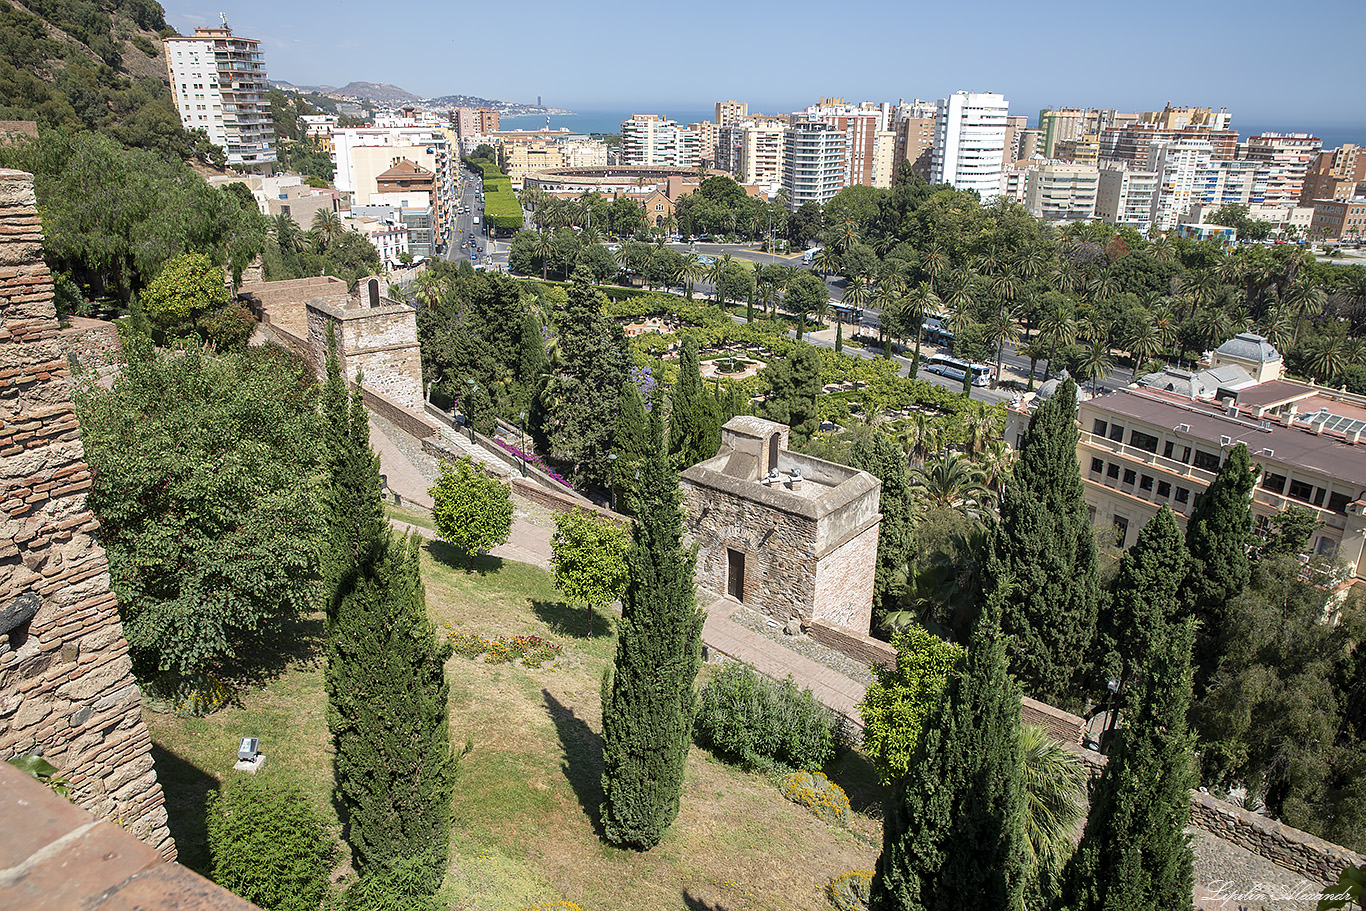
<box><xmin>519</xmin><ymin>411</ymin><xmax>527</xmax><ymax>476</ymax></box>
<box><xmin>465</xmin><ymin>379</ymin><xmax>476</xmax><ymax>433</ymax></box>
<box><xmin>1101</xmin><ymin>676</ymin><xmax>1121</xmax><ymax>750</ymax></box>
<box><xmin>606</xmin><ymin>452</ymin><xmax>617</xmax><ymax>512</ymax></box>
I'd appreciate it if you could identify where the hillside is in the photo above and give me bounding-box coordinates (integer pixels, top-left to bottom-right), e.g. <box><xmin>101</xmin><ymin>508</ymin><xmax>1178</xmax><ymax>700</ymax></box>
<box><xmin>0</xmin><ymin>0</ymin><xmax>220</xmax><ymax>164</ymax></box>
<box><xmin>331</xmin><ymin>80</ymin><xmax>420</xmax><ymax>105</ymax></box>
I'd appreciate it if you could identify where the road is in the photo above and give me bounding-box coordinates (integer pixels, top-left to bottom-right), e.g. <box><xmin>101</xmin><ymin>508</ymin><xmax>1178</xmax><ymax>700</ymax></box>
<box><xmin>444</xmin><ymin>165</ymin><xmax>510</xmax><ymax>272</ymax></box>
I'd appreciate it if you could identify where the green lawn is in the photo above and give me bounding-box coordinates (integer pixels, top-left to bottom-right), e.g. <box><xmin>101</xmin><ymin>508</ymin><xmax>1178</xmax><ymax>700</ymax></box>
<box><xmin>146</xmin><ymin>541</ymin><xmax>881</xmax><ymax>911</ymax></box>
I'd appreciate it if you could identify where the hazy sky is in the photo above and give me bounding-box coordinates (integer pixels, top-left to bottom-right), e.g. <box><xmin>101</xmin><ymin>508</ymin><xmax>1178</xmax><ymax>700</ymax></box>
<box><xmin>165</xmin><ymin>0</ymin><xmax>1366</xmax><ymax>128</ymax></box>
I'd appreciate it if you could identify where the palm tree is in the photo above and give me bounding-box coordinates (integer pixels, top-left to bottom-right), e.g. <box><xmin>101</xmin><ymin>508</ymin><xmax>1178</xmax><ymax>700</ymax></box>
<box><xmin>843</xmin><ymin>277</ymin><xmax>873</xmax><ymax>326</ymax></box>
<box><xmin>311</xmin><ymin>209</ymin><xmax>343</xmax><ymax>251</ymax></box>
<box><xmin>1038</xmin><ymin>299</ymin><xmax>1077</xmax><ymax>368</ymax></box>
<box><xmin>1305</xmin><ymin>333</ymin><xmax>1346</xmax><ymax>384</ymax></box>
<box><xmin>833</xmin><ymin>215</ymin><xmax>860</xmax><ymax>255</ymax></box>
<box><xmin>1020</xmin><ymin>724</ymin><xmax>1087</xmax><ymax>890</ymax></box>
<box><xmin>962</xmin><ymin>401</ymin><xmax>1002</xmax><ymax>456</ymax></box>
<box><xmin>1281</xmin><ymin>276</ymin><xmax>1327</xmax><ymax>344</ymax></box>
<box><xmin>1263</xmin><ymin>304</ymin><xmax>1296</xmax><ymax>353</ymax></box>
<box><xmin>975</xmin><ymin>439</ymin><xmax>1016</xmax><ymax>493</ymax></box>
<box><xmin>681</xmin><ymin>252</ymin><xmax>704</xmax><ymax>300</ymax></box>
<box><xmin>919</xmin><ymin>244</ymin><xmax>949</xmax><ymax>289</ymax></box>
<box><xmin>271</xmin><ymin>213</ymin><xmax>305</xmax><ymax>255</ymax></box>
<box><xmin>897</xmin><ymin>413</ymin><xmax>941</xmax><ymax>468</ymax></box>
<box><xmin>902</xmin><ymin>282</ymin><xmax>940</xmax><ymax>376</ymax></box>
<box><xmin>909</xmin><ymin>448</ymin><xmax>990</xmax><ymax>519</ymax></box>
<box><xmin>1021</xmin><ymin>337</ymin><xmax>1049</xmax><ymax>390</ymax></box>
<box><xmin>943</xmin><ymin>273</ymin><xmax>979</xmax><ymax>337</ymax></box>
<box><xmin>1123</xmin><ymin>317</ymin><xmax>1166</xmax><ymax>382</ymax></box>
<box><xmin>812</xmin><ymin>247</ymin><xmax>839</xmax><ymax>281</ymax></box>
<box><xmin>533</xmin><ymin>231</ymin><xmax>556</xmax><ymax>280</ymax></box>
<box><xmin>986</xmin><ymin>302</ymin><xmax>1023</xmax><ymax>388</ymax></box>
<box><xmin>1077</xmin><ymin>339</ymin><xmax>1115</xmax><ymax>396</ymax></box>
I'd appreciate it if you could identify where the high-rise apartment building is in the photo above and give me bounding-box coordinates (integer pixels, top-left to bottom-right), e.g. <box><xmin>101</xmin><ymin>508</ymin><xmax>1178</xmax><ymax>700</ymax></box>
<box><xmin>1149</xmin><ymin>138</ymin><xmax>1214</xmax><ymax>231</ymax></box>
<box><xmin>689</xmin><ymin>121</ymin><xmax>718</xmax><ymax>166</ymax></box>
<box><xmin>718</xmin><ymin>120</ymin><xmax>787</xmax><ymax>186</ymax></box>
<box><xmin>164</xmin><ymin>24</ymin><xmax>276</xmax><ymax>170</ymax></box>
<box><xmin>1025</xmin><ymin>163</ymin><xmax>1100</xmax><ymax>222</ymax></box>
<box><xmin>619</xmin><ymin>115</ymin><xmax>700</xmax><ymax>167</ymax></box>
<box><xmin>1037</xmin><ymin>107</ymin><xmax>1087</xmax><ymax>158</ymax></box>
<box><xmin>1245</xmin><ymin>133</ymin><xmax>1322</xmax><ymax>209</ymax></box>
<box><xmin>475</xmin><ymin>108</ymin><xmax>500</xmax><ymax>133</ymax></box>
<box><xmin>1096</xmin><ymin>165</ymin><xmax>1159</xmax><ymax>231</ymax></box>
<box><xmin>715</xmin><ymin>100</ymin><xmax>748</xmax><ymax>126</ymax></box>
<box><xmin>931</xmin><ymin>91</ymin><xmax>1009</xmax><ymax>200</ymax></box>
<box><xmin>782</xmin><ymin>121</ymin><xmax>846</xmax><ymax>211</ymax></box>
<box><xmin>795</xmin><ymin>99</ymin><xmax>895</xmax><ymax>188</ymax></box>
<box><xmin>892</xmin><ymin>99</ymin><xmax>936</xmax><ymax>179</ymax></box>
<box><xmin>333</xmin><ymin>127</ymin><xmax>455</xmax><ymax>243</ymax></box>
<box><xmin>1301</xmin><ymin>145</ymin><xmax>1366</xmax><ymax>205</ymax></box>
<box><xmin>1004</xmin><ymin>115</ymin><xmax>1029</xmax><ymax>170</ymax></box>
<box><xmin>451</xmin><ymin>108</ymin><xmax>476</xmax><ymax>139</ymax></box>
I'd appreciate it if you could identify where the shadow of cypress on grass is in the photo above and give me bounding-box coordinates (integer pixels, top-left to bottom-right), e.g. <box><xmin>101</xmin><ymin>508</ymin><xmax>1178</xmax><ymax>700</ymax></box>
<box><xmin>542</xmin><ymin>689</ymin><xmax>605</xmax><ymax>838</ymax></box>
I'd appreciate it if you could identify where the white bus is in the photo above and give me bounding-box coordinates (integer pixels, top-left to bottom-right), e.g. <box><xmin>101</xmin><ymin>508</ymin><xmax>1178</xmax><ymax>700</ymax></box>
<box><xmin>924</xmin><ymin>354</ymin><xmax>991</xmax><ymax>387</ymax></box>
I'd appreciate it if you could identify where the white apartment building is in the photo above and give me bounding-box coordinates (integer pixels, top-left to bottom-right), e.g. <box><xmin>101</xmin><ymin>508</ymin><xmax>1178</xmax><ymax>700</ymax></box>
<box><xmin>1246</xmin><ymin>133</ymin><xmax>1322</xmax><ymax>209</ymax></box>
<box><xmin>932</xmin><ymin>92</ymin><xmax>1009</xmax><ymax>200</ymax></box>
<box><xmin>796</xmin><ymin>100</ymin><xmax>894</xmax><ymax>188</ymax></box>
<box><xmin>1096</xmin><ymin>164</ymin><xmax>1158</xmax><ymax>231</ymax></box>
<box><xmin>344</xmin><ymin>209</ymin><xmax>411</xmax><ymax>270</ymax></box>
<box><xmin>1194</xmin><ymin>158</ymin><xmax>1274</xmax><ymax>209</ymax></box>
<box><xmin>718</xmin><ymin>121</ymin><xmax>788</xmax><ymax>187</ymax></box>
<box><xmin>1025</xmin><ymin>163</ymin><xmax>1100</xmax><ymax>222</ymax></box>
<box><xmin>164</xmin><ymin>25</ymin><xmax>276</xmax><ymax>170</ymax></box>
<box><xmin>332</xmin><ymin>127</ymin><xmax>454</xmax><ymax>240</ymax></box>
<box><xmin>619</xmin><ymin>115</ymin><xmax>700</xmax><ymax>167</ymax></box>
<box><xmin>1149</xmin><ymin>138</ymin><xmax>1213</xmax><ymax>231</ymax></box>
<box><xmin>782</xmin><ymin>121</ymin><xmax>846</xmax><ymax>211</ymax></box>
<box><xmin>715</xmin><ymin>100</ymin><xmax>749</xmax><ymax>126</ymax></box>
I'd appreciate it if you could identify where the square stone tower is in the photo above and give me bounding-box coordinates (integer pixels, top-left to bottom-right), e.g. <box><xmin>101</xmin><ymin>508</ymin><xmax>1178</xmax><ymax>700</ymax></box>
<box><xmin>681</xmin><ymin>417</ymin><xmax>881</xmax><ymax>634</ymax></box>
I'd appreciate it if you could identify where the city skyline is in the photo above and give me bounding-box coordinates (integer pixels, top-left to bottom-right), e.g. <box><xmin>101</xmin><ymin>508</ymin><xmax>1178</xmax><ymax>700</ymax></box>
<box><xmin>161</xmin><ymin>0</ymin><xmax>1366</xmax><ymax>128</ymax></box>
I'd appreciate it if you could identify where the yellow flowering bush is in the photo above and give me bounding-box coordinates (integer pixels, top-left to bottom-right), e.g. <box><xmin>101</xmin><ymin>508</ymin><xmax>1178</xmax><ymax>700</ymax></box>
<box><xmin>826</xmin><ymin>869</ymin><xmax>873</xmax><ymax>911</ymax></box>
<box><xmin>779</xmin><ymin>770</ymin><xmax>850</xmax><ymax>825</ymax></box>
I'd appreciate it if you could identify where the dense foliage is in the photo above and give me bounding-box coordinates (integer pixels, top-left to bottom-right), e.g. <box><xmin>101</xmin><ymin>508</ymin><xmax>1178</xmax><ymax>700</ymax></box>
<box><xmin>429</xmin><ymin>456</ymin><xmax>514</xmax><ymax>570</ymax></box>
<box><xmin>600</xmin><ymin>404</ymin><xmax>705</xmax><ymax>849</ymax></box>
<box><xmin>693</xmin><ymin>662</ymin><xmax>839</xmax><ymax>771</ymax></box>
<box><xmin>77</xmin><ymin>342</ymin><xmax>322</xmax><ymax>689</ymax></box>
<box><xmin>859</xmin><ymin>625</ymin><xmax>963</xmax><ymax>785</ymax></box>
<box><xmin>550</xmin><ymin>508</ymin><xmax>629</xmax><ymax>636</ymax></box>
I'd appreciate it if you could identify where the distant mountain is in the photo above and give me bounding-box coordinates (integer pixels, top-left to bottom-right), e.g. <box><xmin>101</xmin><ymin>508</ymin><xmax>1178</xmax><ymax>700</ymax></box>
<box><xmin>428</xmin><ymin>95</ymin><xmax>574</xmax><ymax>116</ymax></box>
<box><xmin>332</xmin><ymin>82</ymin><xmax>421</xmax><ymax>105</ymax></box>
<box><xmin>271</xmin><ymin>80</ymin><xmax>335</xmax><ymax>94</ymax></box>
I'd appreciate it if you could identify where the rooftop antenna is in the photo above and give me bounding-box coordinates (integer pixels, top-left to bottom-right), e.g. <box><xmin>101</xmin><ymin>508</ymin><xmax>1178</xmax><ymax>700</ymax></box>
<box><xmin>220</xmin><ymin>11</ymin><xmax>228</xmax><ymax>28</ymax></box>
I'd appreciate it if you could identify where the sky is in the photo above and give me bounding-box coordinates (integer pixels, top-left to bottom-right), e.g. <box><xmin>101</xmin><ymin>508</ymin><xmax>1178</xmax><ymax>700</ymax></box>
<box><xmin>164</xmin><ymin>0</ymin><xmax>1366</xmax><ymax>130</ymax></box>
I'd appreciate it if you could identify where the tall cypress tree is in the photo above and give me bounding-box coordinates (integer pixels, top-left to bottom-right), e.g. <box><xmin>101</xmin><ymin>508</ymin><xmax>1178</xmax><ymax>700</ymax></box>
<box><xmin>1055</xmin><ymin>618</ymin><xmax>1197</xmax><ymax>911</ymax></box>
<box><xmin>600</xmin><ymin>403</ymin><xmax>705</xmax><ymax>849</ymax></box>
<box><xmin>1181</xmin><ymin>442</ymin><xmax>1256</xmax><ymax>681</ymax></box>
<box><xmin>849</xmin><ymin>431</ymin><xmax>915</xmax><ymax>619</ymax></box>
<box><xmin>870</xmin><ymin>594</ymin><xmax>1030</xmax><ymax>911</ymax></box>
<box><xmin>323</xmin><ymin>354</ymin><xmax>458</xmax><ymax>887</ymax></box>
<box><xmin>668</xmin><ymin>335</ymin><xmax>720</xmax><ymax>468</ymax></box>
<box><xmin>987</xmin><ymin>379</ymin><xmax>1098</xmax><ymax>707</ymax></box>
<box><xmin>613</xmin><ymin>377</ymin><xmax>651</xmax><ymax>513</ymax></box>
<box><xmin>1101</xmin><ymin>507</ymin><xmax>1187</xmax><ymax>691</ymax></box>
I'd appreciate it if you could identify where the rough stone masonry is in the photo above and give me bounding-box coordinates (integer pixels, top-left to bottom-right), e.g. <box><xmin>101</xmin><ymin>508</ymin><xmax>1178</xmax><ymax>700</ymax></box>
<box><xmin>0</xmin><ymin>169</ymin><xmax>173</xmax><ymax>858</ymax></box>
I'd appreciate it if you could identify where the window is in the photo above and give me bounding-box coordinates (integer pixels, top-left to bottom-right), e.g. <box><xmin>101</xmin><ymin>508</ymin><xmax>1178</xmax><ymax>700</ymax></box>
<box><xmin>1175</xmin><ymin>486</ymin><xmax>1190</xmax><ymax>504</ymax></box>
<box><xmin>1107</xmin><ymin>463</ymin><xmax>1120</xmax><ymax>479</ymax></box>
<box><xmin>1123</xmin><ymin>469</ymin><xmax>1137</xmax><ymax>485</ymax></box>
<box><xmin>1163</xmin><ymin>440</ymin><xmax>1175</xmax><ymax>458</ymax></box>
<box><xmin>1181</xmin><ymin>446</ymin><xmax>1192</xmax><ymax>463</ymax></box>
<box><xmin>1093</xmin><ymin>419</ymin><xmax>1109</xmax><ymax>437</ymax></box>
<box><xmin>1314</xmin><ymin>487</ymin><xmax>1326</xmax><ymax>507</ymax></box>
<box><xmin>1317</xmin><ymin>537</ymin><xmax>1338</xmax><ymax>556</ymax></box>
<box><xmin>1263</xmin><ymin>473</ymin><xmax>1287</xmax><ymax>494</ymax></box>
<box><xmin>1108</xmin><ymin>424</ymin><xmax>1124</xmax><ymax>442</ymax></box>
<box><xmin>1289</xmin><ymin>479</ymin><xmax>1314</xmax><ymax>502</ymax></box>
<box><xmin>1140</xmin><ymin>474</ymin><xmax>1154</xmax><ymax>492</ymax></box>
<box><xmin>1130</xmin><ymin>430</ymin><xmax>1160</xmax><ymax>453</ymax></box>
<box><xmin>1329</xmin><ymin>491</ymin><xmax>1352</xmax><ymax>514</ymax></box>
<box><xmin>1157</xmin><ymin>481</ymin><xmax>1172</xmax><ymax>498</ymax></box>
<box><xmin>1090</xmin><ymin>457</ymin><xmax>1104</xmax><ymax>474</ymax></box>
<box><xmin>1113</xmin><ymin>515</ymin><xmax>1130</xmax><ymax>547</ymax></box>
<box><xmin>1193</xmin><ymin>450</ymin><xmax>1221</xmax><ymax>471</ymax></box>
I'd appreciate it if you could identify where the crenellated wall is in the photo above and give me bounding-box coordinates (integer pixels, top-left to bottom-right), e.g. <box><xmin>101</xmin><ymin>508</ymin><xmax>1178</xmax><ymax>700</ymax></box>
<box><xmin>0</xmin><ymin>169</ymin><xmax>173</xmax><ymax>859</ymax></box>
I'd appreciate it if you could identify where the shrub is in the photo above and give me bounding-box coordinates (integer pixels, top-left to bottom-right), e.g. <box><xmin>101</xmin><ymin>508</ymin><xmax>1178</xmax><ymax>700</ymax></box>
<box><xmin>780</xmin><ymin>770</ymin><xmax>850</xmax><ymax>825</ymax></box>
<box><xmin>447</xmin><ymin>630</ymin><xmax>562</xmax><ymax>667</ymax></box>
<box><xmin>337</xmin><ymin>852</ymin><xmax>443</xmax><ymax>911</ymax></box>
<box><xmin>827</xmin><ymin>869</ymin><xmax>873</xmax><ymax>911</ymax></box>
<box><xmin>693</xmin><ymin>662</ymin><xmax>837</xmax><ymax>770</ymax></box>
<box><xmin>206</xmin><ymin>773</ymin><xmax>335</xmax><ymax>911</ymax></box>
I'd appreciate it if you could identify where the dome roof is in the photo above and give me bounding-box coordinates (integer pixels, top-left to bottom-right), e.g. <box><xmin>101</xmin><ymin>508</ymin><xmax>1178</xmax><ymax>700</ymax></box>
<box><xmin>1215</xmin><ymin>332</ymin><xmax>1280</xmax><ymax>364</ymax></box>
<box><xmin>1035</xmin><ymin>369</ymin><xmax>1070</xmax><ymax>402</ymax></box>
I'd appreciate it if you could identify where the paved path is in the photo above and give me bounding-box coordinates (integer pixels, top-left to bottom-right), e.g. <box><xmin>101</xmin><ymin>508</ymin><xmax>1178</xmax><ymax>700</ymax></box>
<box><xmin>701</xmin><ymin>597</ymin><xmax>868</xmax><ymax>727</ymax></box>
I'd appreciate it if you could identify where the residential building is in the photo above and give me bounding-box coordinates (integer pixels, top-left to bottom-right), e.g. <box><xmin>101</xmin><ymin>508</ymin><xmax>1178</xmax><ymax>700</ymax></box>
<box><xmin>163</xmin><ymin>24</ymin><xmax>276</xmax><ymax>170</ymax></box>
<box><xmin>795</xmin><ymin>99</ymin><xmax>894</xmax><ymax>188</ymax></box>
<box><xmin>1025</xmin><ymin>163</ymin><xmax>1100</xmax><ymax>222</ymax></box>
<box><xmin>715</xmin><ymin>100</ymin><xmax>748</xmax><ymax>126</ymax></box>
<box><xmin>619</xmin><ymin>115</ymin><xmax>700</xmax><ymax>167</ymax></box>
<box><xmin>782</xmin><ymin>121</ymin><xmax>846</xmax><ymax>211</ymax></box>
<box><xmin>1245</xmin><ymin>133</ymin><xmax>1322</xmax><ymax>209</ymax></box>
<box><xmin>1005</xmin><ymin>335</ymin><xmax>1366</xmax><ymax>580</ymax></box>
<box><xmin>1194</xmin><ymin>158</ymin><xmax>1272</xmax><ymax>208</ymax></box>
<box><xmin>475</xmin><ymin>108</ymin><xmax>500</xmax><ymax>133</ymax></box>
<box><xmin>892</xmin><ymin>99</ymin><xmax>937</xmax><ymax>179</ymax></box>
<box><xmin>1015</xmin><ymin>128</ymin><xmax>1042</xmax><ymax>163</ymax></box>
<box><xmin>1301</xmin><ymin>145</ymin><xmax>1366</xmax><ymax>205</ymax></box>
<box><xmin>1096</xmin><ymin>164</ymin><xmax>1158</xmax><ymax>231</ymax></box>
<box><xmin>1149</xmin><ymin>138</ymin><xmax>1214</xmax><ymax>231</ymax></box>
<box><xmin>718</xmin><ymin>120</ymin><xmax>787</xmax><ymax>186</ymax></box>
<box><xmin>332</xmin><ymin>127</ymin><xmax>454</xmax><ymax>244</ymax></box>
<box><xmin>689</xmin><ymin>120</ymin><xmax>718</xmax><ymax>166</ymax></box>
<box><xmin>1100</xmin><ymin>106</ymin><xmax>1237</xmax><ymax>170</ymax></box>
<box><xmin>344</xmin><ymin>208</ymin><xmax>411</xmax><ymax>269</ymax></box>
<box><xmin>503</xmin><ymin>142</ymin><xmax>566</xmax><ymax>189</ymax></box>
<box><xmin>561</xmin><ymin>139</ymin><xmax>610</xmax><ymax>169</ymax></box>
<box><xmin>932</xmin><ymin>91</ymin><xmax>1009</xmax><ymax>200</ymax></box>
<box><xmin>1311</xmin><ymin>197</ymin><xmax>1366</xmax><ymax>241</ymax></box>
<box><xmin>301</xmin><ymin>114</ymin><xmax>337</xmax><ymax>153</ymax></box>
<box><xmin>1037</xmin><ymin>107</ymin><xmax>1087</xmax><ymax>158</ymax></box>
<box><xmin>1054</xmin><ymin>135</ymin><xmax>1100</xmax><ymax>165</ymax></box>
<box><xmin>451</xmin><ymin>107</ymin><xmax>476</xmax><ymax>139</ymax></box>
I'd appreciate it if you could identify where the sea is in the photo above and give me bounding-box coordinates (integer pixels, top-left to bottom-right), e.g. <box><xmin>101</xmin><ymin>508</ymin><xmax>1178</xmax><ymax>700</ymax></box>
<box><xmin>499</xmin><ymin>110</ymin><xmax>1365</xmax><ymax>149</ymax></box>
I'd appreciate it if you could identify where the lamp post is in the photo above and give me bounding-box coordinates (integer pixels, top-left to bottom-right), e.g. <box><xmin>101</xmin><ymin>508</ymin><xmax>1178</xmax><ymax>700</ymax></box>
<box><xmin>606</xmin><ymin>452</ymin><xmax>617</xmax><ymax>512</ymax></box>
<box><xmin>465</xmin><ymin>379</ymin><xmax>476</xmax><ymax>434</ymax></box>
<box><xmin>518</xmin><ymin>411</ymin><xmax>527</xmax><ymax>477</ymax></box>
<box><xmin>1101</xmin><ymin>676</ymin><xmax>1121</xmax><ymax>750</ymax></box>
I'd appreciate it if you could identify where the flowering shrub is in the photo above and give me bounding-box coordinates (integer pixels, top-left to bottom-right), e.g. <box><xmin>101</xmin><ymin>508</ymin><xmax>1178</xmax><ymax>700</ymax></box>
<box><xmin>515</xmin><ymin>903</ymin><xmax>584</xmax><ymax>911</ymax></box>
<box><xmin>779</xmin><ymin>770</ymin><xmax>850</xmax><ymax>825</ymax></box>
<box><xmin>448</xmin><ymin>631</ymin><xmax>562</xmax><ymax>667</ymax></box>
<box><xmin>630</xmin><ymin>364</ymin><xmax>656</xmax><ymax>404</ymax></box>
<box><xmin>491</xmin><ymin>438</ymin><xmax>575</xmax><ymax>490</ymax></box>
<box><xmin>826</xmin><ymin>869</ymin><xmax>873</xmax><ymax>911</ymax></box>
<box><xmin>693</xmin><ymin>662</ymin><xmax>837</xmax><ymax>770</ymax></box>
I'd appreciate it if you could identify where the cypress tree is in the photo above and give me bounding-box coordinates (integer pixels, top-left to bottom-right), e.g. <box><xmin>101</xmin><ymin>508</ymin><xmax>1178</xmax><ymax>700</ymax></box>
<box><xmin>849</xmin><ymin>431</ymin><xmax>915</xmax><ymax>619</ymax></box>
<box><xmin>835</xmin><ymin>321</ymin><xmax>843</xmax><ymax>353</ymax></box>
<box><xmin>1101</xmin><ymin>507</ymin><xmax>1187</xmax><ymax>691</ymax></box>
<box><xmin>987</xmin><ymin>379</ymin><xmax>1099</xmax><ymax>707</ymax></box>
<box><xmin>870</xmin><ymin>594</ymin><xmax>1030</xmax><ymax>911</ymax></box>
<box><xmin>1055</xmin><ymin>618</ymin><xmax>1197</xmax><ymax>911</ymax></box>
<box><xmin>600</xmin><ymin>403</ymin><xmax>705</xmax><ymax>849</ymax></box>
<box><xmin>669</xmin><ymin>334</ymin><xmax>720</xmax><ymax>467</ymax></box>
<box><xmin>1181</xmin><ymin>442</ymin><xmax>1256</xmax><ymax>681</ymax></box>
<box><xmin>612</xmin><ymin>377</ymin><xmax>650</xmax><ymax>512</ymax></box>
<box><xmin>323</xmin><ymin>354</ymin><xmax>459</xmax><ymax>887</ymax></box>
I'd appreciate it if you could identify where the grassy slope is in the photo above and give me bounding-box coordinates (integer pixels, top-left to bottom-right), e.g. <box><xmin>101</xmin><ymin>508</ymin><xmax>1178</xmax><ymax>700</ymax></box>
<box><xmin>146</xmin><ymin>539</ymin><xmax>879</xmax><ymax>911</ymax></box>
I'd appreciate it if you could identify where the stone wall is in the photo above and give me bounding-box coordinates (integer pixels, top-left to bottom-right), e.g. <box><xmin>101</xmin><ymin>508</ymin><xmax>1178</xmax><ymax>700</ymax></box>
<box><xmin>682</xmin><ymin>479</ymin><xmax>818</xmax><ymax>624</ymax></box>
<box><xmin>0</xmin><ymin>169</ymin><xmax>173</xmax><ymax>859</ymax></box>
<box><xmin>305</xmin><ymin>297</ymin><xmax>424</xmax><ymax>412</ymax></box>
<box><xmin>811</xmin><ymin>522</ymin><xmax>878</xmax><ymax>631</ymax></box>
<box><xmin>806</xmin><ymin>619</ymin><xmax>895</xmax><ymax>668</ymax></box>
<box><xmin>1189</xmin><ymin>791</ymin><xmax>1364</xmax><ymax>885</ymax></box>
<box><xmin>1021</xmin><ymin>695</ymin><xmax>1085</xmax><ymax>745</ymax></box>
<box><xmin>56</xmin><ymin>318</ymin><xmax>123</xmax><ymax>372</ymax></box>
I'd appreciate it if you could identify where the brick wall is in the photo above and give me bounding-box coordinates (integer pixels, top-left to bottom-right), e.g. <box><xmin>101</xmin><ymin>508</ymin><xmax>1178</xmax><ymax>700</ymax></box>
<box><xmin>56</xmin><ymin>318</ymin><xmax>123</xmax><ymax>372</ymax></box>
<box><xmin>811</xmin><ymin>522</ymin><xmax>878</xmax><ymax>631</ymax></box>
<box><xmin>1021</xmin><ymin>695</ymin><xmax>1085</xmax><ymax>745</ymax></box>
<box><xmin>806</xmin><ymin>619</ymin><xmax>896</xmax><ymax>669</ymax></box>
<box><xmin>510</xmin><ymin>477</ymin><xmax>629</xmax><ymax>526</ymax></box>
<box><xmin>0</xmin><ymin>169</ymin><xmax>173</xmax><ymax>859</ymax></box>
<box><xmin>305</xmin><ymin>298</ymin><xmax>424</xmax><ymax>413</ymax></box>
